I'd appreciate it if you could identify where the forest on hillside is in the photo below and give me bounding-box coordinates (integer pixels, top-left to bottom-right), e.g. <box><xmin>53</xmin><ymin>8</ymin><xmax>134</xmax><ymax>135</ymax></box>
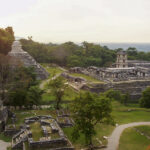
<box><xmin>20</xmin><ymin>39</ymin><xmax>150</xmax><ymax>67</ymax></box>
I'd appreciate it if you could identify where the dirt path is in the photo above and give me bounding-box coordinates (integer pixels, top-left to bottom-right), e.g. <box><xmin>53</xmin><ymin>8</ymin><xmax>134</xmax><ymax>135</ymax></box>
<box><xmin>105</xmin><ymin>122</ymin><xmax>150</xmax><ymax>150</ymax></box>
<box><xmin>0</xmin><ymin>140</ymin><xmax>10</xmax><ymax>150</ymax></box>
<box><xmin>39</xmin><ymin>66</ymin><xmax>67</xmax><ymax>89</ymax></box>
<box><xmin>39</xmin><ymin>73</ymin><xmax>61</xmax><ymax>89</ymax></box>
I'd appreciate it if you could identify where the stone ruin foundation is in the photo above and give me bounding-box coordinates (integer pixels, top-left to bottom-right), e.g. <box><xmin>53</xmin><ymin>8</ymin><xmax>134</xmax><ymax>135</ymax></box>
<box><xmin>11</xmin><ymin>115</ymin><xmax>74</xmax><ymax>150</ymax></box>
<box><xmin>56</xmin><ymin>109</ymin><xmax>74</xmax><ymax>128</ymax></box>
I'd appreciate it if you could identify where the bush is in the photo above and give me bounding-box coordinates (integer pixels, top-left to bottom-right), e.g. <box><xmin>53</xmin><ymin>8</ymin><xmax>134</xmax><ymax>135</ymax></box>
<box><xmin>140</xmin><ymin>87</ymin><xmax>150</xmax><ymax>108</ymax></box>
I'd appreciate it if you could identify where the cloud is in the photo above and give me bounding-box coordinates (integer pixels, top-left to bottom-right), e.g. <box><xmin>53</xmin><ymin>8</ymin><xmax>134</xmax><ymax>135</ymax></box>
<box><xmin>0</xmin><ymin>0</ymin><xmax>150</xmax><ymax>43</ymax></box>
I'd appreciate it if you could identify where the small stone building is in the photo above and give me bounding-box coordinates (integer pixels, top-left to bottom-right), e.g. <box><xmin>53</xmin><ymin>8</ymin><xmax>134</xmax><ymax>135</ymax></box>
<box><xmin>116</xmin><ymin>51</ymin><xmax>128</xmax><ymax>68</ymax></box>
<box><xmin>8</xmin><ymin>41</ymin><xmax>49</xmax><ymax>80</ymax></box>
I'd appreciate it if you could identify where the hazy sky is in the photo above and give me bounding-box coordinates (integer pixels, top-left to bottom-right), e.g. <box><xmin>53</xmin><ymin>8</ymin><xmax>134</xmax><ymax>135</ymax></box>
<box><xmin>0</xmin><ymin>0</ymin><xmax>150</xmax><ymax>43</ymax></box>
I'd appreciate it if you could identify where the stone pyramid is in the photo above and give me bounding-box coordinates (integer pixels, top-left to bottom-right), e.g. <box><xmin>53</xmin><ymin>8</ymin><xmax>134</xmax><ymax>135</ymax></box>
<box><xmin>8</xmin><ymin>41</ymin><xmax>49</xmax><ymax>80</ymax></box>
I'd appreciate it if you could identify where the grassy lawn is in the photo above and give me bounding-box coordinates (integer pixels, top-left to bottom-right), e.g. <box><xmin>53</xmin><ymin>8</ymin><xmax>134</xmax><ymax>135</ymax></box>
<box><xmin>41</xmin><ymin>86</ymin><xmax>78</xmax><ymax>104</ymax></box>
<box><xmin>70</xmin><ymin>73</ymin><xmax>105</xmax><ymax>84</ymax></box>
<box><xmin>30</xmin><ymin>122</ymin><xmax>43</xmax><ymax>141</ymax></box>
<box><xmin>2</xmin><ymin>101</ymin><xmax>150</xmax><ymax>150</ymax></box>
<box><xmin>7</xmin><ymin>111</ymin><xmax>34</xmax><ymax>129</ymax></box>
<box><xmin>63</xmin><ymin>86</ymin><xmax>78</xmax><ymax>101</ymax></box>
<box><xmin>0</xmin><ymin>133</ymin><xmax>12</xmax><ymax>142</ymax></box>
<box><xmin>41</xmin><ymin>64</ymin><xmax>63</xmax><ymax>79</ymax></box>
<box><xmin>118</xmin><ymin>126</ymin><xmax>150</xmax><ymax>150</ymax></box>
<box><xmin>112</xmin><ymin>101</ymin><xmax>150</xmax><ymax>124</ymax></box>
<box><xmin>135</xmin><ymin>126</ymin><xmax>150</xmax><ymax>136</ymax></box>
<box><xmin>63</xmin><ymin>124</ymin><xmax>115</xmax><ymax>150</ymax></box>
<box><xmin>63</xmin><ymin>101</ymin><xmax>150</xmax><ymax>149</ymax></box>
<box><xmin>42</xmin><ymin>92</ymin><xmax>56</xmax><ymax>104</ymax></box>
<box><xmin>6</xmin><ymin>110</ymin><xmax>56</xmax><ymax>129</ymax></box>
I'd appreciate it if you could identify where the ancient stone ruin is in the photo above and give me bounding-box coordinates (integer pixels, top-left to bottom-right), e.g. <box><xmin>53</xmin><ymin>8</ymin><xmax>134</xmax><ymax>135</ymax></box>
<box><xmin>0</xmin><ymin>105</ymin><xmax>8</xmax><ymax>132</ymax></box>
<box><xmin>56</xmin><ymin>109</ymin><xmax>74</xmax><ymax>128</ymax></box>
<box><xmin>69</xmin><ymin>51</ymin><xmax>150</xmax><ymax>101</ymax></box>
<box><xmin>11</xmin><ymin>115</ymin><xmax>74</xmax><ymax>150</ymax></box>
<box><xmin>70</xmin><ymin>50</ymin><xmax>150</xmax><ymax>82</ymax></box>
<box><xmin>8</xmin><ymin>40</ymin><xmax>49</xmax><ymax>80</ymax></box>
<box><xmin>116</xmin><ymin>51</ymin><xmax>128</xmax><ymax>68</ymax></box>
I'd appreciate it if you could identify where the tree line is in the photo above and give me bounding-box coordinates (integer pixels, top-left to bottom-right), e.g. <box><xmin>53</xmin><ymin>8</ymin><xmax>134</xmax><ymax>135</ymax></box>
<box><xmin>20</xmin><ymin>39</ymin><xmax>150</xmax><ymax>68</ymax></box>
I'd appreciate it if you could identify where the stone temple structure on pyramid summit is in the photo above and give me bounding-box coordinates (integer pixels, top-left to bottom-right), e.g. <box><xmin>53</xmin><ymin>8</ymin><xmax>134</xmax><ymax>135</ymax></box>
<box><xmin>8</xmin><ymin>40</ymin><xmax>49</xmax><ymax>80</ymax></box>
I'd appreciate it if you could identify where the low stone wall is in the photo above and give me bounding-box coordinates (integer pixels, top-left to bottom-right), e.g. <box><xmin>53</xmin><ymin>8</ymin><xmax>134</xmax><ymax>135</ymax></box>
<box><xmin>53</xmin><ymin>148</ymin><xmax>74</xmax><ymax>150</ymax></box>
<box><xmin>81</xmin><ymin>80</ymin><xmax>150</xmax><ymax>101</ymax></box>
<box><xmin>12</xmin><ymin>140</ymin><xmax>23</xmax><ymax>149</ymax></box>
<box><xmin>4</xmin><ymin>129</ymin><xmax>20</xmax><ymax>136</ymax></box>
<box><xmin>8</xmin><ymin>105</ymin><xmax>49</xmax><ymax>111</ymax></box>
<box><xmin>29</xmin><ymin>138</ymin><xmax>68</xmax><ymax>149</ymax></box>
<box><xmin>61</xmin><ymin>72</ymin><xmax>86</xmax><ymax>83</ymax></box>
<box><xmin>0</xmin><ymin>107</ymin><xmax>8</xmax><ymax>132</ymax></box>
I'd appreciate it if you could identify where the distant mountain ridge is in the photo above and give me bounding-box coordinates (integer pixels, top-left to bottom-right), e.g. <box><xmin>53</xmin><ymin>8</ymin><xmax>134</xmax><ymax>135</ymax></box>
<box><xmin>100</xmin><ymin>43</ymin><xmax>150</xmax><ymax>52</ymax></box>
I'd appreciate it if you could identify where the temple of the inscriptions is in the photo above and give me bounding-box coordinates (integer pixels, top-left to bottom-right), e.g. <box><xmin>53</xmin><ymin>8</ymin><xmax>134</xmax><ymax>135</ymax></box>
<box><xmin>8</xmin><ymin>40</ymin><xmax>49</xmax><ymax>80</ymax></box>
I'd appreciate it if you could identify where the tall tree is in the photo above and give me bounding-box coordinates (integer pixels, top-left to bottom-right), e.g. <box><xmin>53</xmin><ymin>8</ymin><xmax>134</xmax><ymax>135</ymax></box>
<box><xmin>7</xmin><ymin>66</ymin><xmax>38</xmax><ymax>106</ymax></box>
<box><xmin>140</xmin><ymin>87</ymin><xmax>150</xmax><ymax>108</ymax></box>
<box><xmin>0</xmin><ymin>54</ymin><xmax>11</xmax><ymax>102</ymax></box>
<box><xmin>0</xmin><ymin>27</ymin><xmax>14</xmax><ymax>55</ymax></box>
<box><xmin>48</xmin><ymin>76</ymin><xmax>67</xmax><ymax>109</ymax></box>
<box><xmin>26</xmin><ymin>86</ymin><xmax>43</xmax><ymax>107</ymax></box>
<box><xmin>72</xmin><ymin>92</ymin><xmax>114</xmax><ymax>149</ymax></box>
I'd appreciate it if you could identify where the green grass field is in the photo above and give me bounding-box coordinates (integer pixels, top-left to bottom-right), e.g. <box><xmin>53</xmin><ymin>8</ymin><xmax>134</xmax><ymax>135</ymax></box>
<box><xmin>70</xmin><ymin>73</ymin><xmax>105</xmax><ymax>83</ymax></box>
<box><xmin>41</xmin><ymin>64</ymin><xmax>63</xmax><ymax>78</ymax></box>
<box><xmin>0</xmin><ymin>133</ymin><xmax>12</xmax><ymax>142</ymax></box>
<box><xmin>112</xmin><ymin>101</ymin><xmax>150</xmax><ymax>124</ymax></box>
<box><xmin>1</xmin><ymin>101</ymin><xmax>150</xmax><ymax>150</ymax></box>
<box><xmin>118</xmin><ymin>126</ymin><xmax>150</xmax><ymax>150</ymax></box>
<box><xmin>30</xmin><ymin>122</ymin><xmax>43</xmax><ymax>141</ymax></box>
<box><xmin>64</xmin><ymin>101</ymin><xmax>150</xmax><ymax>149</ymax></box>
<box><xmin>41</xmin><ymin>86</ymin><xmax>78</xmax><ymax>104</ymax></box>
<box><xmin>136</xmin><ymin>126</ymin><xmax>150</xmax><ymax>136</ymax></box>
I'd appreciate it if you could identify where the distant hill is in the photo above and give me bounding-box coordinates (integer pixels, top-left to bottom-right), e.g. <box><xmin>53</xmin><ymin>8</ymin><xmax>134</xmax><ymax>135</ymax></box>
<box><xmin>101</xmin><ymin>43</ymin><xmax>150</xmax><ymax>52</ymax></box>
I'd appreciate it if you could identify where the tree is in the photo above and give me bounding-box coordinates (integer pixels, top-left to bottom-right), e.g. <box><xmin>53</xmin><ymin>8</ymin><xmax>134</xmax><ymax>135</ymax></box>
<box><xmin>7</xmin><ymin>66</ymin><xmax>39</xmax><ymax>106</ymax></box>
<box><xmin>48</xmin><ymin>76</ymin><xmax>67</xmax><ymax>109</ymax></box>
<box><xmin>126</xmin><ymin>47</ymin><xmax>137</xmax><ymax>56</ymax></box>
<box><xmin>0</xmin><ymin>54</ymin><xmax>11</xmax><ymax>103</ymax></box>
<box><xmin>20</xmin><ymin>38</ymin><xmax>150</xmax><ymax>67</ymax></box>
<box><xmin>104</xmin><ymin>89</ymin><xmax>130</xmax><ymax>105</ymax></box>
<box><xmin>104</xmin><ymin>89</ymin><xmax>122</xmax><ymax>101</ymax></box>
<box><xmin>121</xmin><ymin>93</ymin><xmax>130</xmax><ymax>106</ymax></box>
<box><xmin>0</xmin><ymin>27</ymin><xmax>14</xmax><ymax>55</ymax></box>
<box><xmin>8</xmin><ymin>89</ymin><xmax>27</xmax><ymax>106</ymax></box>
<box><xmin>140</xmin><ymin>87</ymin><xmax>150</xmax><ymax>108</ymax></box>
<box><xmin>71</xmin><ymin>92</ymin><xmax>114</xmax><ymax>149</ymax></box>
<box><xmin>26</xmin><ymin>86</ymin><xmax>43</xmax><ymax>107</ymax></box>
